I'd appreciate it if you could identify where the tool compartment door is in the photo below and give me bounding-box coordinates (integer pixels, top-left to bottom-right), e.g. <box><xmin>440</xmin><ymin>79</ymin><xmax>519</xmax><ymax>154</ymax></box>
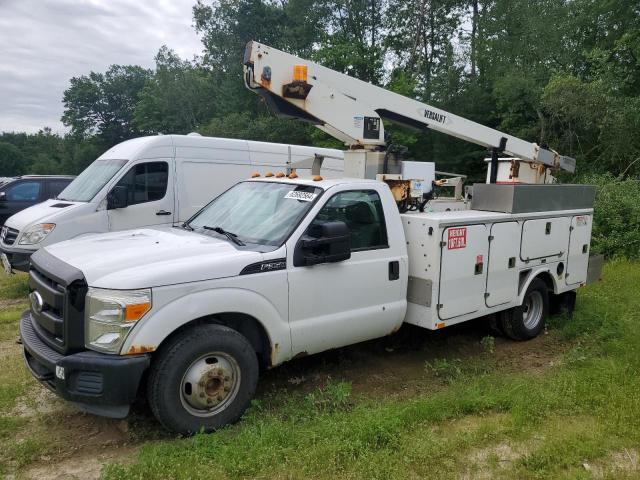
<box><xmin>520</xmin><ymin>217</ymin><xmax>571</xmax><ymax>261</ymax></box>
<box><xmin>486</xmin><ymin>222</ymin><xmax>520</xmax><ymax>307</ymax></box>
<box><xmin>438</xmin><ymin>225</ymin><xmax>488</xmax><ymax>320</ymax></box>
<box><xmin>566</xmin><ymin>215</ymin><xmax>592</xmax><ymax>285</ymax></box>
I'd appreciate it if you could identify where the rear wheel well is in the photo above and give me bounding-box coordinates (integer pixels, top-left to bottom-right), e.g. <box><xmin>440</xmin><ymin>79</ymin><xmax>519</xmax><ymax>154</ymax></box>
<box><xmin>534</xmin><ymin>271</ymin><xmax>555</xmax><ymax>293</ymax></box>
<box><xmin>519</xmin><ymin>269</ymin><xmax>555</xmax><ymax>295</ymax></box>
<box><xmin>155</xmin><ymin>313</ymin><xmax>272</xmax><ymax>370</ymax></box>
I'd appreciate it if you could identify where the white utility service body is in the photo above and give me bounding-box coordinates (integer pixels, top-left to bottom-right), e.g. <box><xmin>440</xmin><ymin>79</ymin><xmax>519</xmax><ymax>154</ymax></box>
<box><xmin>402</xmin><ymin>208</ymin><xmax>592</xmax><ymax>329</ymax></box>
<box><xmin>0</xmin><ymin>134</ymin><xmax>343</xmax><ymax>271</ymax></box>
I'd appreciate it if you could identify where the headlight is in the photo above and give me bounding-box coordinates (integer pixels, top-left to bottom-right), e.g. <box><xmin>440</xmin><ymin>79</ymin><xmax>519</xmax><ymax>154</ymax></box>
<box><xmin>85</xmin><ymin>288</ymin><xmax>151</xmax><ymax>353</ymax></box>
<box><xmin>19</xmin><ymin>223</ymin><xmax>55</xmax><ymax>245</ymax></box>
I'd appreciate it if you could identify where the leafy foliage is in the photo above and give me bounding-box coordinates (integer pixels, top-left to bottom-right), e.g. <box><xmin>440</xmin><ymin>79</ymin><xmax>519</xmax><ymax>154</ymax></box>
<box><xmin>1</xmin><ymin>0</ymin><xmax>638</xmax><ymax>255</ymax></box>
<box><xmin>62</xmin><ymin>65</ymin><xmax>152</xmax><ymax>144</ymax></box>
<box><xmin>580</xmin><ymin>173</ymin><xmax>640</xmax><ymax>258</ymax></box>
<box><xmin>0</xmin><ymin>142</ymin><xmax>25</xmax><ymax>176</ymax></box>
<box><xmin>133</xmin><ymin>47</ymin><xmax>218</xmax><ymax>134</ymax></box>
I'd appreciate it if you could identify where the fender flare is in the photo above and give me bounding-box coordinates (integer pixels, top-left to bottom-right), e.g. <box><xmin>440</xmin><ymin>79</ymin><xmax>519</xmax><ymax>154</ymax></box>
<box><xmin>122</xmin><ymin>287</ymin><xmax>291</xmax><ymax>365</ymax></box>
<box><xmin>517</xmin><ymin>263</ymin><xmax>561</xmax><ymax>304</ymax></box>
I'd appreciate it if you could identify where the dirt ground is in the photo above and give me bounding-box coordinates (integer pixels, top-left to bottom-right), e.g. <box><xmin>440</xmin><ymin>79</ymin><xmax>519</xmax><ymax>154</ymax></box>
<box><xmin>5</xmin><ymin>316</ymin><xmax>567</xmax><ymax>479</ymax></box>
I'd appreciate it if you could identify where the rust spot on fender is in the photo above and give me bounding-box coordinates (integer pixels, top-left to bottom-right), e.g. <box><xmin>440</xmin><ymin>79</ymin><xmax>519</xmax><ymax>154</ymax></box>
<box><xmin>127</xmin><ymin>345</ymin><xmax>156</xmax><ymax>354</ymax></box>
<box><xmin>389</xmin><ymin>324</ymin><xmax>401</xmax><ymax>335</ymax></box>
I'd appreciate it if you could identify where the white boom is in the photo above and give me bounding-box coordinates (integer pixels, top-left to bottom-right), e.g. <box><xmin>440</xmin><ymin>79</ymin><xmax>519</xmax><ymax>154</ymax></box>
<box><xmin>243</xmin><ymin>41</ymin><xmax>576</xmax><ymax>174</ymax></box>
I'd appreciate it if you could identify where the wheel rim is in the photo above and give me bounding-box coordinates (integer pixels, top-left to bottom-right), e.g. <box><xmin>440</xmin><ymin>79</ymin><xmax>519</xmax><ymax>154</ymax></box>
<box><xmin>179</xmin><ymin>352</ymin><xmax>241</xmax><ymax>417</ymax></box>
<box><xmin>522</xmin><ymin>290</ymin><xmax>544</xmax><ymax>329</ymax></box>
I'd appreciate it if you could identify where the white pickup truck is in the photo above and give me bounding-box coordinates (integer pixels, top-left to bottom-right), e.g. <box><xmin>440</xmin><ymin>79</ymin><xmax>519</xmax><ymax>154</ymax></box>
<box><xmin>20</xmin><ymin>174</ymin><xmax>596</xmax><ymax>433</ymax></box>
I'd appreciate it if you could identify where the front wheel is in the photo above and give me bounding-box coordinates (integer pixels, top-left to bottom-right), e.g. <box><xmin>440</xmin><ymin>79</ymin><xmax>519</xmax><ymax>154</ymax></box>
<box><xmin>147</xmin><ymin>324</ymin><xmax>259</xmax><ymax>434</ymax></box>
<box><xmin>499</xmin><ymin>278</ymin><xmax>549</xmax><ymax>341</ymax></box>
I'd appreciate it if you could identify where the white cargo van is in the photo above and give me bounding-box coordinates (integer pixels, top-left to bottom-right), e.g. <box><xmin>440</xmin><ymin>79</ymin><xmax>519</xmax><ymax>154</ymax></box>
<box><xmin>0</xmin><ymin>135</ymin><xmax>343</xmax><ymax>272</ymax></box>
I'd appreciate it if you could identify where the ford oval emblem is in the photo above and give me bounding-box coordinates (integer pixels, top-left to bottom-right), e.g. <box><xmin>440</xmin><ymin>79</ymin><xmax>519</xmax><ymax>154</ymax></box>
<box><xmin>30</xmin><ymin>291</ymin><xmax>44</xmax><ymax>314</ymax></box>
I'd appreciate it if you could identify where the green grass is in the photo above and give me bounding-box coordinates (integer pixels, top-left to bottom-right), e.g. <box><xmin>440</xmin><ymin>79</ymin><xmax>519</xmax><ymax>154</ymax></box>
<box><xmin>102</xmin><ymin>260</ymin><xmax>640</xmax><ymax>480</ymax></box>
<box><xmin>0</xmin><ymin>263</ymin><xmax>638</xmax><ymax>478</ymax></box>
<box><xmin>0</xmin><ymin>270</ymin><xmax>29</xmax><ymax>301</ymax></box>
<box><xmin>0</xmin><ymin>272</ymin><xmax>29</xmax><ymax>415</ymax></box>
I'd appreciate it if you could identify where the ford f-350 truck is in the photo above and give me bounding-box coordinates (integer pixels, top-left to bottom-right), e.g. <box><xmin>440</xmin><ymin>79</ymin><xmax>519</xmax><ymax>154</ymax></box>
<box><xmin>21</xmin><ymin>175</ymin><xmax>596</xmax><ymax>433</ymax></box>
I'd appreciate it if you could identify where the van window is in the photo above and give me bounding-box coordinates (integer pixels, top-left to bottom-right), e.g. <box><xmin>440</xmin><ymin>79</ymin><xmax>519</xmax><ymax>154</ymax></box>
<box><xmin>308</xmin><ymin>190</ymin><xmax>388</xmax><ymax>251</ymax></box>
<box><xmin>48</xmin><ymin>179</ymin><xmax>72</xmax><ymax>198</ymax></box>
<box><xmin>58</xmin><ymin>159</ymin><xmax>127</xmax><ymax>202</ymax></box>
<box><xmin>116</xmin><ymin>162</ymin><xmax>169</xmax><ymax>206</ymax></box>
<box><xmin>5</xmin><ymin>181</ymin><xmax>41</xmax><ymax>201</ymax></box>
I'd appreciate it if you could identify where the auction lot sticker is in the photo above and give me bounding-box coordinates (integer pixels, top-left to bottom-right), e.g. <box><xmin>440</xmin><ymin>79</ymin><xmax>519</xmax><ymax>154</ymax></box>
<box><xmin>285</xmin><ymin>191</ymin><xmax>318</xmax><ymax>202</ymax></box>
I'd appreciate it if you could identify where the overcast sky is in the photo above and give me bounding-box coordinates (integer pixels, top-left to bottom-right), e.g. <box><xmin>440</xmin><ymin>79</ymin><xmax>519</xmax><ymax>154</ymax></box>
<box><xmin>0</xmin><ymin>0</ymin><xmax>203</xmax><ymax>134</ymax></box>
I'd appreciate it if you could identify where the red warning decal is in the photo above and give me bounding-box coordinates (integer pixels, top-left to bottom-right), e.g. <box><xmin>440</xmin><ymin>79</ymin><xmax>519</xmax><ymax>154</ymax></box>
<box><xmin>447</xmin><ymin>227</ymin><xmax>467</xmax><ymax>249</ymax></box>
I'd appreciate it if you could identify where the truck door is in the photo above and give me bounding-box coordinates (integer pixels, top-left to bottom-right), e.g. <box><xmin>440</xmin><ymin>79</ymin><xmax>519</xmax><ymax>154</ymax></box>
<box><xmin>287</xmin><ymin>189</ymin><xmax>405</xmax><ymax>356</ymax></box>
<box><xmin>486</xmin><ymin>222</ymin><xmax>520</xmax><ymax>307</ymax></box>
<box><xmin>566</xmin><ymin>215</ymin><xmax>592</xmax><ymax>285</ymax></box>
<box><xmin>107</xmin><ymin>160</ymin><xmax>175</xmax><ymax>231</ymax></box>
<box><xmin>438</xmin><ymin>224</ymin><xmax>488</xmax><ymax>320</ymax></box>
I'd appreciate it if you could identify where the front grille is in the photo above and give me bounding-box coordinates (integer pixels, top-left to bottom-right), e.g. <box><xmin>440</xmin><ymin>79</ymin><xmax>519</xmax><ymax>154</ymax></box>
<box><xmin>29</xmin><ymin>263</ymin><xmax>87</xmax><ymax>355</ymax></box>
<box><xmin>1</xmin><ymin>226</ymin><xmax>19</xmax><ymax>246</ymax></box>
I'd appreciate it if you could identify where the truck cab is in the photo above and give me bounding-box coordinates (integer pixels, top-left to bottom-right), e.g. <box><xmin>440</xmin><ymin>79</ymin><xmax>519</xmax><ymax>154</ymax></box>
<box><xmin>20</xmin><ymin>176</ymin><xmax>407</xmax><ymax>432</ymax></box>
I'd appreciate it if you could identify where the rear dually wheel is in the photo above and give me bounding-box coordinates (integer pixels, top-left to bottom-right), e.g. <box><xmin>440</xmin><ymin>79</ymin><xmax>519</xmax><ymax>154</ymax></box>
<box><xmin>499</xmin><ymin>278</ymin><xmax>549</xmax><ymax>341</ymax></box>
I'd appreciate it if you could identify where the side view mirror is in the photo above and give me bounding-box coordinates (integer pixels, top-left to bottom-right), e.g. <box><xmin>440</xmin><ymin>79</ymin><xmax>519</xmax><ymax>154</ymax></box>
<box><xmin>107</xmin><ymin>185</ymin><xmax>128</xmax><ymax>210</ymax></box>
<box><xmin>293</xmin><ymin>220</ymin><xmax>351</xmax><ymax>267</ymax></box>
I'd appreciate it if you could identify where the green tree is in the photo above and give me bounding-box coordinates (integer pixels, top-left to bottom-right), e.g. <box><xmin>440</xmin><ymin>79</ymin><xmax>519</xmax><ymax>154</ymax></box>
<box><xmin>62</xmin><ymin>65</ymin><xmax>152</xmax><ymax>145</ymax></box>
<box><xmin>193</xmin><ymin>0</ymin><xmax>331</xmax><ymax>116</ymax></box>
<box><xmin>313</xmin><ymin>0</ymin><xmax>385</xmax><ymax>84</ymax></box>
<box><xmin>0</xmin><ymin>142</ymin><xmax>25</xmax><ymax>176</ymax></box>
<box><xmin>199</xmin><ymin>112</ymin><xmax>314</xmax><ymax>145</ymax></box>
<box><xmin>134</xmin><ymin>47</ymin><xmax>218</xmax><ymax>134</ymax></box>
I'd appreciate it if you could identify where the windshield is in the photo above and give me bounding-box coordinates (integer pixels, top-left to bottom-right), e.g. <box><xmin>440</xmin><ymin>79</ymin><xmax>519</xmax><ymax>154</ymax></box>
<box><xmin>188</xmin><ymin>181</ymin><xmax>323</xmax><ymax>246</ymax></box>
<box><xmin>57</xmin><ymin>159</ymin><xmax>128</xmax><ymax>202</ymax></box>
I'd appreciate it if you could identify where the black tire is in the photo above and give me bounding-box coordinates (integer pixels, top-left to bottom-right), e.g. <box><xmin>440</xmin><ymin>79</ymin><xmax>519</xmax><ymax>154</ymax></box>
<box><xmin>499</xmin><ymin>278</ymin><xmax>549</xmax><ymax>341</ymax></box>
<box><xmin>147</xmin><ymin>324</ymin><xmax>258</xmax><ymax>434</ymax></box>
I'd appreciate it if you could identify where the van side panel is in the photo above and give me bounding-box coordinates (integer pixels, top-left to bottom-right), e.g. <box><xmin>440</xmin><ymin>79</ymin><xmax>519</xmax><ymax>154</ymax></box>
<box><xmin>174</xmin><ymin>138</ymin><xmax>251</xmax><ymax>222</ymax></box>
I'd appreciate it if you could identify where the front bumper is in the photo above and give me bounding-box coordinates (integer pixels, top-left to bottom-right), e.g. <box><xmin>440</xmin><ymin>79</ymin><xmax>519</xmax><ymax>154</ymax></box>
<box><xmin>20</xmin><ymin>310</ymin><xmax>150</xmax><ymax>418</ymax></box>
<box><xmin>0</xmin><ymin>244</ymin><xmax>33</xmax><ymax>272</ymax></box>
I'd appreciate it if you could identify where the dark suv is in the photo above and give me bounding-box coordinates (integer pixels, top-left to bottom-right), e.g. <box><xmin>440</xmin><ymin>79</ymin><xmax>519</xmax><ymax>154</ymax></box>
<box><xmin>0</xmin><ymin>176</ymin><xmax>75</xmax><ymax>226</ymax></box>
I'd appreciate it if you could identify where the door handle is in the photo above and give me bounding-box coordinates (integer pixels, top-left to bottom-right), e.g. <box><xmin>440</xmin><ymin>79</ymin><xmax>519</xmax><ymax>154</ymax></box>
<box><xmin>389</xmin><ymin>261</ymin><xmax>400</xmax><ymax>281</ymax></box>
<box><xmin>156</xmin><ymin>210</ymin><xmax>172</xmax><ymax>216</ymax></box>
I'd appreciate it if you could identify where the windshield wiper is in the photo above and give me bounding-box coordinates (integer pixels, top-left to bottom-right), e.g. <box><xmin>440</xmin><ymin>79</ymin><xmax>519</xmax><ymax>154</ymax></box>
<box><xmin>203</xmin><ymin>226</ymin><xmax>245</xmax><ymax>246</ymax></box>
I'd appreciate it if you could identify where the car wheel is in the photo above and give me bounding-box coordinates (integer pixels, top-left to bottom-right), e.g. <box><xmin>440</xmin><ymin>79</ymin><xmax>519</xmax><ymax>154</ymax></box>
<box><xmin>147</xmin><ymin>324</ymin><xmax>258</xmax><ymax>434</ymax></box>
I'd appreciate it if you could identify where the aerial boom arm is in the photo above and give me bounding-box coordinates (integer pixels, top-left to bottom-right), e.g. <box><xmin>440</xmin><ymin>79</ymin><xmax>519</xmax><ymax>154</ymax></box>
<box><xmin>243</xmin><ymin>41</ymin><xmax>575</xmax><ymax>173</ymax></box>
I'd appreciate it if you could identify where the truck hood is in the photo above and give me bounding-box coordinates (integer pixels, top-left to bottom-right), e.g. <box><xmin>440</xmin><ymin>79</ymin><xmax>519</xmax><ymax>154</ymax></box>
<box><xmin>44</xmin><ymin>227</ymin><xmax>264</xmax><ymax>289</ymax></box>
<box><xmin>4</xmin><ymin>199</ymin><xmax>86</xmax><ymax>231</ymax></box>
